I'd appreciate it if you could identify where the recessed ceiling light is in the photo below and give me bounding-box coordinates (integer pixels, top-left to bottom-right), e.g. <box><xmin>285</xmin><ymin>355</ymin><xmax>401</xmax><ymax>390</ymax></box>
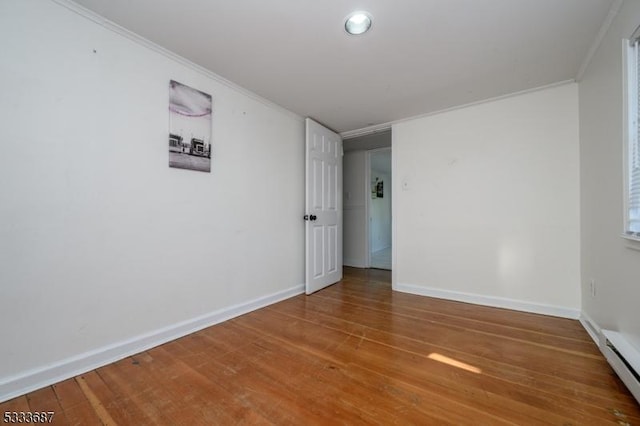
<box><xmin>345</xmin><ymin>11</ymin><xmax>372</xmax><ymax>35</ymax></box>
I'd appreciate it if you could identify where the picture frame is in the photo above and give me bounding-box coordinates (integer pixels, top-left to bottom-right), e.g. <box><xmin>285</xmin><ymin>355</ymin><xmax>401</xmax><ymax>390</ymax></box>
<box><xmin>168</xmin><ymin>80</ymin><xmax>213</xmax><ymax>173</ymax></box>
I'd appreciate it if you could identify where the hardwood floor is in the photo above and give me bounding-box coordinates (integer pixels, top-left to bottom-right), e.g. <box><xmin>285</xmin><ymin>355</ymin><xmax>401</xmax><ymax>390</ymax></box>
<box><xmin>2</xmin><ymin>267</ymin><xmax>639</xmax><ymax>425</ymax></box>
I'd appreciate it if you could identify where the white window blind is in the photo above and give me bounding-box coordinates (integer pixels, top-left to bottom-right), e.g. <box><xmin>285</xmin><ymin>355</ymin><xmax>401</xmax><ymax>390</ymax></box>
<box><xmin>628</xmin><ymin>38</ymin><xmax>640</xmax><ymax>235</ymax></box>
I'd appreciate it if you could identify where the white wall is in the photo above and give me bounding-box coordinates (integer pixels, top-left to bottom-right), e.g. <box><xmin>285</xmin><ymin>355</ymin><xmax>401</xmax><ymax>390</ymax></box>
<box><xmin>0</xmin><ymin>0</ymin><xmax>304</xmax><ymax>399</ymax></box>
<box><xmin>579</xmin><ymin>0</ymin><xmax>640</xmax><ymax>351</ymax></box>
<box><xmin>393</xmin><ymin>83</ymin><xmax>581</xmax><ymax>317</ymax></box>
<box><xmin>343</xmin><ymin>151</ymin><xmax>367</xmax><ymax>267</ymax></box>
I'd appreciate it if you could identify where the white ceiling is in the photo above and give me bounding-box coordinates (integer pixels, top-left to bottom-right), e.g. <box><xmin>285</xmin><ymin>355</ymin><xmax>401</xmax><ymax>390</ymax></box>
<box><xmin>72</xmin><ymin>0</ymin><xmax>614</xmax><ymax>133</ymax></box>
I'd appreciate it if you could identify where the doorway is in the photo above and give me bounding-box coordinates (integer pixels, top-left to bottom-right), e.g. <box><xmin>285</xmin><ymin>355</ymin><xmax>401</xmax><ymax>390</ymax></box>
<box><xmin>367</xmin><ymin>148</ymin><xmax>392</xmax><ymax>270</ymax></box>
<box><xmin>342</xmin><ymin>129</ymin><xmax>392</xmax><ymax>271</ymax></box>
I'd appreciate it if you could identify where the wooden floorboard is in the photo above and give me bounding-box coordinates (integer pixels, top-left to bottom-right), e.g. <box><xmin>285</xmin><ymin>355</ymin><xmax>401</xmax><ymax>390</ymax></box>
<box><xmin>1</xmin><ymin>267</ymin><xmax>638</xmax><ymax>425</ymax></box>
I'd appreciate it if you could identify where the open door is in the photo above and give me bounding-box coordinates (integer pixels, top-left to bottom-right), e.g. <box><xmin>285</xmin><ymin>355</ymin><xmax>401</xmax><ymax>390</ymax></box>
<box><xmin>305</xmin><ymin>118</ymin><xmax>342</xmax><ymax>294</ymax></box>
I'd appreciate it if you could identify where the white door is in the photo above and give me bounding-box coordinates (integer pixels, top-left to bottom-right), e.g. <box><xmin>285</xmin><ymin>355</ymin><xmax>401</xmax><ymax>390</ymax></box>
<box><xmin>305</xmin><ymin>118</ymin><xmax>342</xmax><ymax>294</ymax></box>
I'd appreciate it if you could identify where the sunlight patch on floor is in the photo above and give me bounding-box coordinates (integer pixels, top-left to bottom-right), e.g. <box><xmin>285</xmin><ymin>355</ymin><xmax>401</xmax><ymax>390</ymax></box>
<box><xmin>428</xmin><ymin>353</ymin><xmax>482</xmax><ymax>374</ymax></box>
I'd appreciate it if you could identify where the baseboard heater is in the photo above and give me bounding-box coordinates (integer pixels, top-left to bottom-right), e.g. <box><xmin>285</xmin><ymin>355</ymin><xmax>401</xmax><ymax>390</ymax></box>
<box><xmin>602</xmin><ymin>330</ymin><xmax>640</xmax><ymax>403</ymax></box>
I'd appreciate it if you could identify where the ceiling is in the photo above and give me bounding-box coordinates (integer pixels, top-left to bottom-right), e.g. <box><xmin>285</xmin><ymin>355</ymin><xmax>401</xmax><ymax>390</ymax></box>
<box><xmin>72</xmin><ymin>0</ymin><xmax>614</xmax><ymax>134</ymax></box>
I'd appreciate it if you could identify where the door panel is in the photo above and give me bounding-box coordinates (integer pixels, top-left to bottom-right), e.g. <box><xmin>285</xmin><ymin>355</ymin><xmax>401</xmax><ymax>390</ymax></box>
<box><xmin>327</xmin><ymin>225</ymin><xmax>338</xmax><ymax>273</ymax></box>
<box><xmin>305</xmin><ymin>118</ymin><xmax>342</xmax><ymax>294</ymax></box>
<box><xmin>313</xmin><ymin>158</ymin><xmax>323</xmax><ymax>209</ymax></box>
<box><xmin>313</xmin><ymin>225</ymin><xmax>324</xmax><ymax>278</ymax></box>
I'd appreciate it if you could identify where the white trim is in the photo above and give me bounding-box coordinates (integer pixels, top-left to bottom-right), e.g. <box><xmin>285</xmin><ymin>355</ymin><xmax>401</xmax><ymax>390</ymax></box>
<box><xmin>391</xmin><ymin>129</ymin><xmax>398</xmax><ymax>289</ymax></box>
<box><xmin>364</xmin><ymin>151</ymin><xmax>372</xmax><ymax>268</ymax></box>
<box><xmin>340</xmin><ymin>80</ymin><xmax>575</xmax><ymax>139</ymax></box>
<box><xmin>575</xmin><ymin>0</ymin><xmax>623</xmax><ymax>82</ymax></box>
<box><xmin>623</xmin><ymin>38</ymin><xmax>635</xmax><ymax>237</ymax></box>
<box><xmin>0</xmin><ymin>284</ymin><xmax>304</xmax><ymax>404</ymax></box>
<box><xmin>343</xmin><ymin>125</ymin><xmax>393</xmax><ymax>140</ymax></box>
<box><xmin>623</xmin><ymin>38</ymin><xmax>640</xmax><ymax>237</ymax></box>
<box><xmin>50</xmin><ymin>0</ymin><xmax>303</xmax><ymax>124</ymax></box>
<box><xmin>579</xmin><ymin>312</ymin><xmax>602</xmax><ymax>346</ymax></box>
<box><xmin>394</xmin><ymin>283</ymin><xmax>580</xmax><ymax>319</ymax></box>
<box><xmin>343</xmin><ymin>126</ymin><xmax>392</xmax><ymax>142</ymax></box>
<box><xmin>621</xmin><ymin>233</ymin><xmax>640</xmax><ymax>243</ymax></box>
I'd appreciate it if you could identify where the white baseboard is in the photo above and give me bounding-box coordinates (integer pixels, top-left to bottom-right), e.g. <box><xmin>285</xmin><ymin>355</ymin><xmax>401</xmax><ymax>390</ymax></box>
<box><xmin>394</xmin><ymin>283</ymin><xmax>580</xmax><ymax>319</ymax></box>
<box><xmin>579</xmin><ymin>311</ymin><xmax>602</xmax><ymax>345</ymax></box>
<box><xmin>0</xmin><ymin>284</ymin><xmax>304</xmax><ymax>404</ymax></box>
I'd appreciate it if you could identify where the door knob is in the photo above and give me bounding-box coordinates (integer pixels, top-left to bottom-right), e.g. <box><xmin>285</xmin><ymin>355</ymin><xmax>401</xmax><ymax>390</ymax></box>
<box><xmin>310</xmin><ymin>215</ymin><xmax>317</xmax><ymax>221</ymax></box>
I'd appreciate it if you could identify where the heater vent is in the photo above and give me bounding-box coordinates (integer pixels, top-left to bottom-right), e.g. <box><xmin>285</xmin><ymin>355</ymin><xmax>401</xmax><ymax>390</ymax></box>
<box><xmin>602</xmin><ymin>330</ymin><xmax>640</xmax><ymax>404</ymax></box>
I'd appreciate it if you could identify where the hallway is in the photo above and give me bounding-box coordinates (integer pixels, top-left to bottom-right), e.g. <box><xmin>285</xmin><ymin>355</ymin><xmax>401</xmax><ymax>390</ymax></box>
<box><xmin>371</xmin><ymin>246</ymin><xmax>391</xmax><ymax>270</ymax></box>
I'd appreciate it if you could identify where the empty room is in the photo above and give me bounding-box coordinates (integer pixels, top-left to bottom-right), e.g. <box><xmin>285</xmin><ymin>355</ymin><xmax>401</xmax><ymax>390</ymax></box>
<box><xmin>1</xmin><ymin>0</ymin><xmax>640</xmax><ymax>424</ymax></box>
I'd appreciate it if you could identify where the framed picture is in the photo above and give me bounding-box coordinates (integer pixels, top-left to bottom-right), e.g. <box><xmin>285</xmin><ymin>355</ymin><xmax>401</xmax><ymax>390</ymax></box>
<box><xmin>376</xmin><ymin>180</ymin><xmax>384</xmax><ymax>198</ymax></box>
<box><xmin>168</xmin><ymin>80</ymin><xmax>212</xmax><ymax>172</ymax></box>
